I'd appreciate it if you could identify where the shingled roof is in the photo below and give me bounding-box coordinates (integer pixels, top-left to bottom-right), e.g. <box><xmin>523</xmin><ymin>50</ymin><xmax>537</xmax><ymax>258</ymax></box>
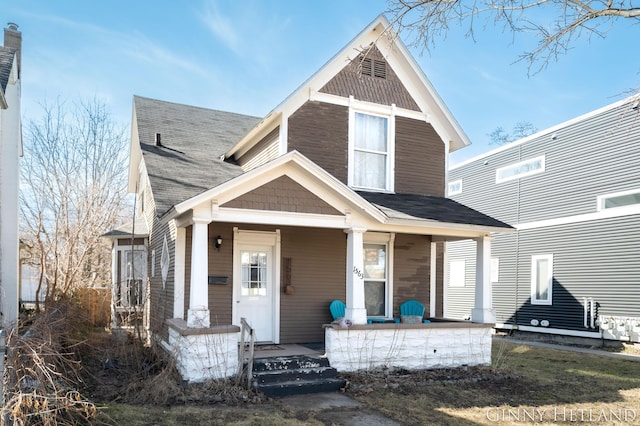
<box><xmin>357</xmin><ymin>191</ymin><xmax>512</xmax><ymax>229</ymax></box>
<box><xmin>134</xmin><ymin>96</ymin><xmax>260</xmax><ymax>217</ymax></box>
<box><xmin>0</xmin><ymin>46</ymin><xmax>15</xmax><ymax>93</ymax></box>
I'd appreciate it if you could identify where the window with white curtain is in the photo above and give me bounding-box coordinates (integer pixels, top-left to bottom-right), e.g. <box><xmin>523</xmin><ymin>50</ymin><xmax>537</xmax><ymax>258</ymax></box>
<box><xmin>350</xmin><ymin>111</ymin><xmax>392</xmax><ymax>191</ymax></box>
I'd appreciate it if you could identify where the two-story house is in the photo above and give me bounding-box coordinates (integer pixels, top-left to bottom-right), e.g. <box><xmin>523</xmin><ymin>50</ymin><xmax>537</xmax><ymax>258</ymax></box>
<box><xmin>446</xmin><ymin>96</ymin><xmax>640</xmax><ymax>344</ymax></box>
<box><xmin>122</xmin><ymin>15</ymin><xmax>512</xmax><ymax>382</ymax></box>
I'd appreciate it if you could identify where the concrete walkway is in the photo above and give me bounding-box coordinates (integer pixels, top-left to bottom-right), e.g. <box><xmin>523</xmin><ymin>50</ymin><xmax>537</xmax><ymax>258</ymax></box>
<box><xmin>279</xmin><ymin>393</ymin><xmax>403</xmax><ymax>426</ymax></box>
<box><xmin>494</xmin><ymin>336</ymin><xmax>640</xmax><ymax>361</ymax></box>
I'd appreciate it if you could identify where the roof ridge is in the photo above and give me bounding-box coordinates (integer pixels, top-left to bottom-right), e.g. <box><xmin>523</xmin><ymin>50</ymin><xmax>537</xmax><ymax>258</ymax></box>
<box><xmin>133</xmin><ymin>95</ymin><xmax>260</xmax><ymax>120</ymax></box>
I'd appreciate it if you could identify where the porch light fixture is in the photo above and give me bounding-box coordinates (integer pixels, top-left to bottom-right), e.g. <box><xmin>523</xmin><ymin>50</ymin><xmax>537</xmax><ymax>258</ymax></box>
<box><xmin>214</xmin><ymin>235</ymin><xmax>222</xmax><ymax>251</ymax></box>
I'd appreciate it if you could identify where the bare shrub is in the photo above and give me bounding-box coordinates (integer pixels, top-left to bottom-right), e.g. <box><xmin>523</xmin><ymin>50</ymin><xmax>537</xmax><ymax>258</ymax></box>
<box><xmin>2</xmin><ymin>298</ymin><xmax>98</xmax><ymax>425</ymax></box>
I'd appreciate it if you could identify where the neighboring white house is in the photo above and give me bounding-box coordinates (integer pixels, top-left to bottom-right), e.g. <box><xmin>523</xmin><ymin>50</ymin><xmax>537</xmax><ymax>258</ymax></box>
<box><xmin>0</xmin><ymin>23</ymin><xmax>22</xmax><ymax>329</ymax></box>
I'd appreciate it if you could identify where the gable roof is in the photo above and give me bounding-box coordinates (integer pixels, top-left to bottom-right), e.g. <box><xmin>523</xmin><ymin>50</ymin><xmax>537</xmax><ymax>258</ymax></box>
<box><xmin>131</xmin><ymin>96</ymin><xmax>260</xmax><ymax>216</ymax></box>
<box><xmin>0</xmin><ymin>46</ymin><xmax>16</xmax><ymax>109</ymax></box>
<box><xmin>0</xmin><ymin>46</ymin><xmax>15</xmax><ymax>92</ymax></box>
<box><xmin>357</xmin><ymin>191</ymin><xmax>512</xmax><ymax>229</ymax></box>
<box><xmin>224</xmin><ymin>14</ymin><xmax>470</xmax><ymax>161</ymax></box>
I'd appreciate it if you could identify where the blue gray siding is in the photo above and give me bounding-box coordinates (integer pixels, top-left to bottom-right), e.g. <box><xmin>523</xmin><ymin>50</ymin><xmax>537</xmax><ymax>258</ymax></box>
<box><xmin>446</xmin><ymin>98</ymin><xmax>640</xmax><ymax>340</ymax></box>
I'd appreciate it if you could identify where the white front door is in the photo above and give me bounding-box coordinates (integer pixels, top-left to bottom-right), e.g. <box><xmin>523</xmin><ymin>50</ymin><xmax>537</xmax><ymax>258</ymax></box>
<box><xmin>234</xmin><ymin>230</ymin><xmax>279</xmax><ymax>343</ymax></box>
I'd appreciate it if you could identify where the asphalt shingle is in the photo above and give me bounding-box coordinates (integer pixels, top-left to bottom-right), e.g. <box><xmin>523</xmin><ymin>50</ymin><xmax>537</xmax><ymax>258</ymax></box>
<box><xmin>357</xmin><ymin>191</ymin><xmax>512</xmax><ymax>229</ymax></box>
<box><xmin>134</xmin><ymin>96</ymin><xmax>260</xmax><ymax>217</ymax></box>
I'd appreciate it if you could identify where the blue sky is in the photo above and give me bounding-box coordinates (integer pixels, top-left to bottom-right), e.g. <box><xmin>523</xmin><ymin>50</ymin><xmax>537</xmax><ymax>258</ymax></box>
<box><xmin>5</xmin><ymin>0</ymin><xmax>639</xmax><ymax>164</ymax></box>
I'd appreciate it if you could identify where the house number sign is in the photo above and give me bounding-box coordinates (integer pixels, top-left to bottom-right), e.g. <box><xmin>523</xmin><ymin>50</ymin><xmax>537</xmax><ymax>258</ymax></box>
<box><xmin>353</xmin><ymin>266</ymin><xmax>364</xmax><ymax>279</ymax></box>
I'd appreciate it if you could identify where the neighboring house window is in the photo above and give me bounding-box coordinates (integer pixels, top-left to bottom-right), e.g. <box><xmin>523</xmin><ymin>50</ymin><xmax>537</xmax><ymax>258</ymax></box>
<box><xmin>597</xmin><ymin>189</ymin><xmax>640</xmax><ymax>211</ymax></box>
<box><xmin>449</xmin><ymin>260</ymin><xmax>465</xmax><ymax>287</ymax></box>
<box><xmin>363</xmin><ymin>243</ymin><xmax>388</xmax><ymax>317</ymax></box>
<box><xmin>119</xmin><ymin>249</ymin><xmax>144</xmax><ymax>307</ymax></box>
<box><xmin>349</xmin><ymin>111</ymin><xmax>394</xmax><ymax>192</ymax></box>
<box><xmin>161</xmin><ymin>234</ymin><xmax>170</xmax><ymax>288</ymax></box>
<box><xmin>491</xmin><ymin>258</ymin><xmax>499</xmax><ymax>283</ymax></box>
<box><xmin>496</xmin><ymin>155</ymin><xmax>545</xmax><ymax>183</ymax></box>
<box><xmin>448</xmin><ymin>180</ymin><xmax>462</xmax><ymax>196</ymax></box>
<box><xmin>531</xmin><ymin>254</ymin><xmax>553</xmax><ymax>305</ymax></box>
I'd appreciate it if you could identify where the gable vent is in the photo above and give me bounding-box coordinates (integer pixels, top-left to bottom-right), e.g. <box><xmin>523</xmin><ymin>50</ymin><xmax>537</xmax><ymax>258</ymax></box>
<box><xmin>360</xmin><ymin>57</ymin><xmax>387</xmax><ymax>79</ymax></box>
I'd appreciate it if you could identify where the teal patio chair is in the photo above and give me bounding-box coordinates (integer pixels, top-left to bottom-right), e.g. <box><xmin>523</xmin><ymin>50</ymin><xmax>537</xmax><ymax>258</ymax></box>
<box><xmin>399</xmin><ymin>300</ymin><xmax>431</xmax><ymax>324</ymax></box>
<box><xmin>329</xmin><ymin>299</ymin><xmax>346</xmax><ymax>320</ymax></box>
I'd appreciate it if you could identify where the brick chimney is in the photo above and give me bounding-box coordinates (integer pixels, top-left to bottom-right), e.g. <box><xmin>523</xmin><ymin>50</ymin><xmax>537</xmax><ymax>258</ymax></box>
<box><xmin>4</xmin><ymin>23</ymin><xmax>21</xmax><ymax>77</ymax></box>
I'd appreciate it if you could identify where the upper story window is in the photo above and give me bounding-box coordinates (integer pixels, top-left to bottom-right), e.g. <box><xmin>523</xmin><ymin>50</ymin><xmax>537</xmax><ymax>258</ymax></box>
<box><xmin>597</xmin><ymin>189</ymin><xmax>640</xmax><ymax>211</ymax></box>
<box><xmin>448</xmin><ymin>180</ymin><xmax>462</xmax><ymax>196</ymax></box>
<box><xmin>496</xmin><ymin>155</ymin><xmax>545</xmax><ymax>183</ymax></box>
<box><xmin>349</xmin><ymin>111</ymin><xmax>394</xmax><ymax>192</ymax></box>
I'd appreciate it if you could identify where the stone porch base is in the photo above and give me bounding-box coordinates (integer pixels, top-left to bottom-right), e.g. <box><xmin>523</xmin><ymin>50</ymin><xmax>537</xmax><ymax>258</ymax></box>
<box><xmin>325</xmin><ymin>321</ymin><xmax>493</xmax><ymax>372</ymax></box>
<box><xmin>165</xmin><ymin>318</ymin><xmax>240</xmax><ymax>382</ymax></box>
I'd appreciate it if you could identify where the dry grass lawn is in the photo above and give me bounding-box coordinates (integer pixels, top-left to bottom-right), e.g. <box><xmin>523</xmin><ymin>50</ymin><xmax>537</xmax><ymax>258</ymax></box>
<box><xmin>98</xmin><ymin>339</ymin><xmax>640</xmax><ymax>425</ymax></box>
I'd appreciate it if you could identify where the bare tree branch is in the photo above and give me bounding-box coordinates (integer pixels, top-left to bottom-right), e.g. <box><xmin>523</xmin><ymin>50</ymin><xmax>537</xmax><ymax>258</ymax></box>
<box><xmin>20</xmin><ymin>97</ymin><xmax>129</xmax><ymax>305</ymax></box>
<box><xmin>386</xmin><ymin>0</ymin><xmax>640</xmax><ymax>73</ymax></box>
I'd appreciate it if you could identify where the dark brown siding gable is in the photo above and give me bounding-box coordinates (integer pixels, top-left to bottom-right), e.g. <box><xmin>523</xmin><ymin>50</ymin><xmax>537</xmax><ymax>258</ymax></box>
<box><xmin>395</xmin><ymin>116</ymin><xmax>445</xmax><ymax>196</ymax></box>
<box><xmin>222</xmin><ymin>175</ymin><xmax>342</xmax><ymax>215</ymax></box>
<box><xmin>288</xmin><ymin>102</ymin><xmax>349</xmax><ymax>185</ymax></box>
<box><xmin>320</xmin><ymin>45</ymin><xmax>420</xmax><ymax>111</ymax></box>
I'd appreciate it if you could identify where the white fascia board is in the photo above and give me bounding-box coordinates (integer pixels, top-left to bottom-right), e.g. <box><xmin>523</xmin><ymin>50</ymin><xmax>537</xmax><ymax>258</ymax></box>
<box><xmin>172</xmin><ymin>150</ymin><xmax>386</xmax><ymax>223</ymax></box>
<box><xmin>379</xmin><ymin>219</ymin><xmax>513</xmax><ymax>238</ymax></box>
<box><xmin>375</xmin><ymin>26</ymin><xmax>470</xmax><ymax>152</ymax></box>
<box><xmin>225</xmin><ymin>111</ymin><xmax>281</xmax><ymax>159</ymax></box>
<box><xmin>127</xmin><ymin>105</ymin><xmax>142</xmax><ymax>193</ymax></box>
<box><xmin>213</xmin><ymin>208</ymin><xmax>350</xmax><ymax>229</ymax></box>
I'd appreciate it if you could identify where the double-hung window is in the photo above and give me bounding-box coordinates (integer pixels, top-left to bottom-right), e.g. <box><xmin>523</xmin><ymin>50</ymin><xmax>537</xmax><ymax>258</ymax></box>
<box><xmin>350</xmin><ymin>111</ymin><xmax>393</xmax><ymax>192</ymax></box>
<box><xmin>364</xmin><ymin>243</ymin><xmax>387</xmax><ymax>317</ymax></box>
<box><xmin>363</xmin><ymin>233</ymin><xmax>394</xmax><ymax>318</ymax></box>
<box><xmin>531</xmin><ymin>254</ymin><xmax>553</xmax><ymax>305</ymax></box>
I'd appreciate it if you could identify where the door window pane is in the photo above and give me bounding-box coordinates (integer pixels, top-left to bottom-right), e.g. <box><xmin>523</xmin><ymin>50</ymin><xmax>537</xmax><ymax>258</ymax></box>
<box><xmin>241</xmin><ymin>251</ymin><xmax>267</xmax><ymax>296</ymax></box>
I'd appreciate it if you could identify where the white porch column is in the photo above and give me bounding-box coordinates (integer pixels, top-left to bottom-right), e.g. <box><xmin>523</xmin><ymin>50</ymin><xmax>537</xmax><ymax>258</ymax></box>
<box><xmin>187</xmin><ymin>216</ymin><xmax>210</xmax><ymax>328</ymax></box>
<box><xmin>174</xmin><ymin>226</ymin><xmax>186</xmax><ymax>320</ymax></box>
<box><xmin>472</xmin><ymin>235</ymin><xmax>496</xmax><ymax>323</ymax></box>
<box><xmin>345</xmin><ymin>227</ymin><xmax>367</xmax><ymax>324</ymax></box>
<box><xmin>429</xmin><ymin>241</ymin><xmax>437</xmax><ymax>317</ymax></box>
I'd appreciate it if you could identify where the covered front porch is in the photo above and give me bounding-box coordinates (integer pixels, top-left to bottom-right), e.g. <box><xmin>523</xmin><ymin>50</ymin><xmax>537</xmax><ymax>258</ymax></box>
<box><xmin>163</xmin><ymin>219</ymin><xmax>499</xmax><ymax>381</ymax></box>
<box><xmin>157</xmin><ymin>153</ymin><xmax>511</xmax><ymax>382</ymax></box>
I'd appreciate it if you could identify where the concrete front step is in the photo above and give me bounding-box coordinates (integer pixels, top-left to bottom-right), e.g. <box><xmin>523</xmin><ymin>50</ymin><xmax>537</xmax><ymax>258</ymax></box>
<box><xmin>256</xmin><ymin>378</ymin><xmax>347</xmax><ymax>398</ymax></box>
<box><xmin>248</xmin><ymin>355</ymin><xmax>346</xmax><ymax>397</ymax></box>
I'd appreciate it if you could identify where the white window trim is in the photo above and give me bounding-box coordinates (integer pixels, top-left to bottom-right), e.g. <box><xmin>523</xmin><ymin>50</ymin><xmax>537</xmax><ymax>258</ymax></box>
<box><xmin>496</xmin><ymin>155</ymin><xmax>545</xmax><ymax>183</ymax></box>
<box><xmin>348</xmin><ymin>102</ymin><xmax>395</xmax><ymax>193</ymax></box>
<box><xmin>364</xmin><ymin>232</ymin><xmax>394</xmax><ymax>318</ymax></box>
<box><xmin>597</xmin><ymin>188</ymin><xmax>640</xmax><ymax>212</ymax></box>
<box><xmin>448</xmin><ymin>179</ymin><xmax>462</xmax><ymax>196</ymax></box>
<box><xmin>531</xmin><ymin>254</ymin><xmax>553</xmax><ymax>305</ymax></box>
